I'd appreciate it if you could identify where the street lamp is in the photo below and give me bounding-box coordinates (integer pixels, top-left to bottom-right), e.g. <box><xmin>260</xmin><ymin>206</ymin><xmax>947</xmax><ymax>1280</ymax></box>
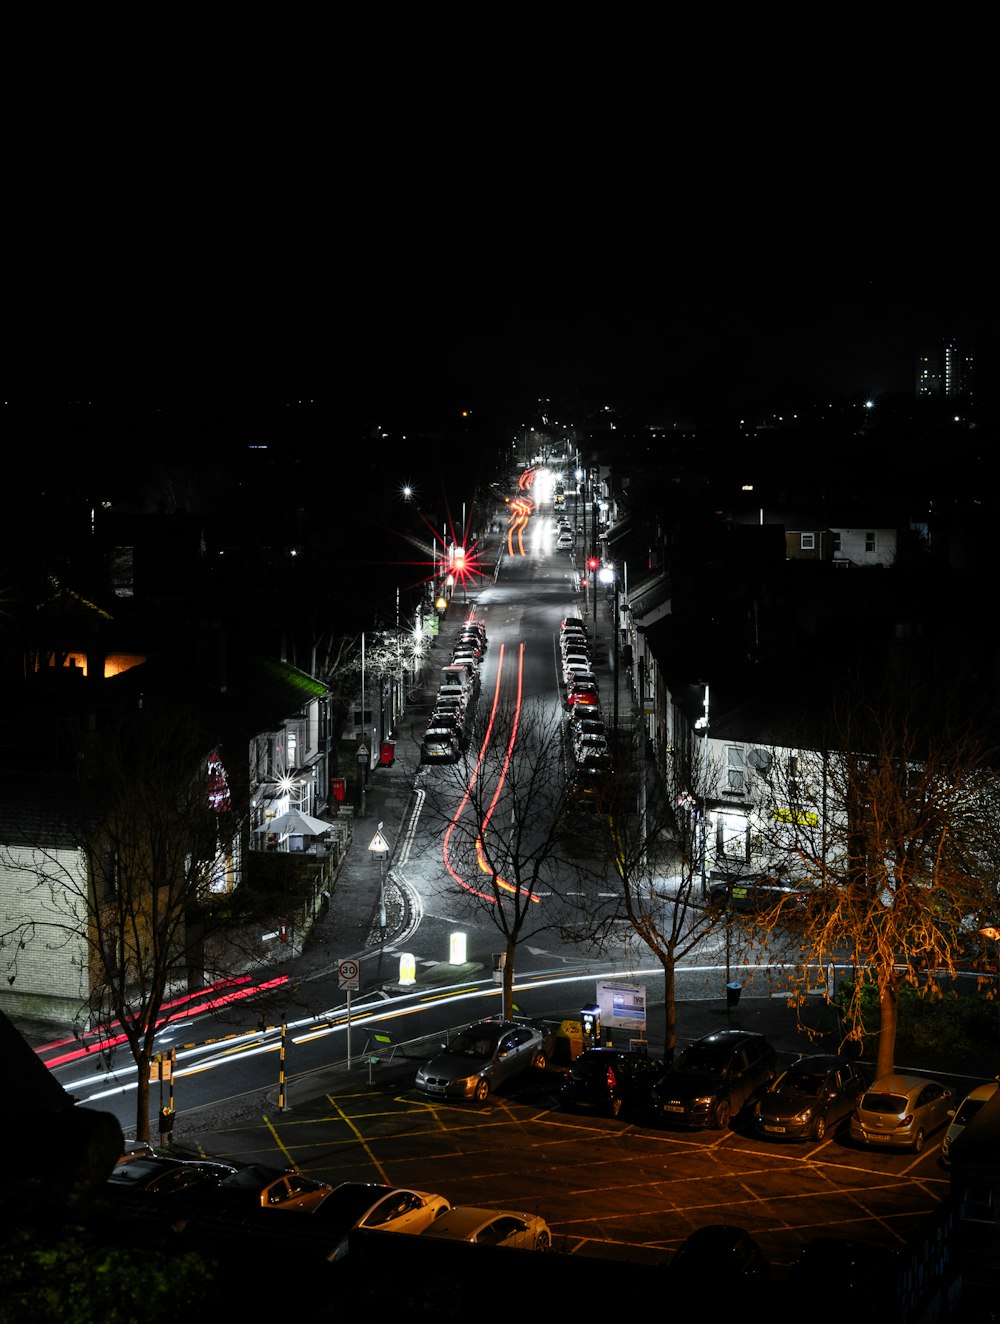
<box><xmin>695</xmin><ymin>682</ymin><xmax>710</xmax><ymax>898</ymax></box>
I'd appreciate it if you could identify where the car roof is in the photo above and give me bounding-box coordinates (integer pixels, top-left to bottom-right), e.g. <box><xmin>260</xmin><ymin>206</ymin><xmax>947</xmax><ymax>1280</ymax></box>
<box><xmin>422</xmin><ymin>1205</ymin><xmax>534</xmax><ymax>1237</ymax></box>
<box><xmin>864</xmin><ymin>1073</ymin><xmax>931</xmax><ymax>1094</ymax></box>
<box><xmin>963</xmin><ymin>1081</ymin><xmax>1000</xmax><ymax>1101</ymax></box>
<box><xmin>690</xmin><ymin>1030</ymin><xmax>768</xmax><ymax>1048</ymax></box>
<box><xmin>785</xmin><ymin>1053</ymin><xmax>852</xmax><ymax>1071</ymax></box>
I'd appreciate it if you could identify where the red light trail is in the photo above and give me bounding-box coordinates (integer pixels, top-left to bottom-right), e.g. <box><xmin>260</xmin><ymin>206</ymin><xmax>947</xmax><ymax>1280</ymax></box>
<box><xmin>442</xmin><ymin>642</ymin><xmax>540</xmax><ymax>905</ymax></box>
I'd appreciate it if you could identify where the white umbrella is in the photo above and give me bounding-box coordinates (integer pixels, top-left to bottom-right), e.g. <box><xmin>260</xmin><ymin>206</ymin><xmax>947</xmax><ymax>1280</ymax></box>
<box><xmin>257</xmin><ymin>808</ymin><xmax>331</xmax><ymax>837</ymax></box>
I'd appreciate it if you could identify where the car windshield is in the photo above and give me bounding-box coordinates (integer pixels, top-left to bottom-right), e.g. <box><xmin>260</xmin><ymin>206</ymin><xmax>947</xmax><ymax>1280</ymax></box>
<box><xmin>954</xmin><ymin>1096</ymin><xmax>989</xmax><ymax>1126</ymax></box>
<box><xmin>773</xmin><ymin>1070</ymin><xmax>825</xmax><ymax>1095</ymax></box>
<box><xmin>676</xmin><ymin>1045</ymin><xmax>729</xmax><ymax>1075</ymax></box>
<box><xmin>446</xmin><ymin>1029</ymin><xmax>500</xmax><ymax>1058</ymax></box>
<box><xmin>861</xmin><ymin>1092</ymin><xmax>908</xmax><ymax>1114</ymax></box>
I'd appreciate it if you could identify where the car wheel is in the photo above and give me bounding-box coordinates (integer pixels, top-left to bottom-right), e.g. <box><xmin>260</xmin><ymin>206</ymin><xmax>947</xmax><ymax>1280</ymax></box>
<box><xmin>609</xmin><ymin>1094</ymin><xmax>623</xmax><ymax>1118</ymax></box>
<box><xmin>533</xmin><ymin>1050</ymin><xmax>547</xmax><ymax>1071</ymax></box>
<box><xmin>912</xmin><ymin>1128</ymin><xmax>925</xmax><ymax>1154</ymax></box>
<box><xmin>811</xmin><ymin>1115</ymin><xmax>826</xmax><ymax>1142</ymax></box>
<box><xmin>474</xmin><ymin>1078</ymin><xmax>490</xmax><ymax>1103</ymax></box>
<box><xmin>712</xmin><ymin>1099</ymin><xmax>731</xmax><ymax>1130</ymax></box>
<box><xmin>535</xmin><ymin>1231</ymin><xmax>551</xmax><ymax>1251</ymax></box>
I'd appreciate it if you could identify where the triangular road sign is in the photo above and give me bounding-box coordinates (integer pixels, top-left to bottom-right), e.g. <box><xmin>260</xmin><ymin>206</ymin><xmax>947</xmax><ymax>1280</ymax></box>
<box><xmin>368</xmin><ymin>830</ymin><xmax>391</xmax><ymax>853</ymax></box>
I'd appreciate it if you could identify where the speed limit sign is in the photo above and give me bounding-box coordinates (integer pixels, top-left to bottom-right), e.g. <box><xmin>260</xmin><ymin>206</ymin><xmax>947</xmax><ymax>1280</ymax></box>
<box><xmin>338</xmin><ymin>958</ymin><xmax>360</xmax><ymax>991</ymax></box>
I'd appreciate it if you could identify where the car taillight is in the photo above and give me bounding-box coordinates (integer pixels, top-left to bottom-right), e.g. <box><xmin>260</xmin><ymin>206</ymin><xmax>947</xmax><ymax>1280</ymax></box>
<box><xmin>606</xmin><ymin>1068</ymin><xmax>617</xmax><ymax>1088</ymax></box>
<box><xmin>898</xmin><ymin>1114</ymin><xmax>913</xmax><ymax>1128</ymax></box>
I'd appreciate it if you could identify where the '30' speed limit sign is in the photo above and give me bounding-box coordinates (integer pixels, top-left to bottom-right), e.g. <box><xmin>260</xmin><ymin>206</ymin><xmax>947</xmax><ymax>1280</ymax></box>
<box><xmin>338</xmin><ymin>958</ymin><xmax>360</xmax><ymax>990</ymax></box>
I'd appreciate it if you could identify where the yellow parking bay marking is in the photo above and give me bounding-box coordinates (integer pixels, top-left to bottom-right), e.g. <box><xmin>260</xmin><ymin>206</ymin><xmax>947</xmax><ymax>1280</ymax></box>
<box><xmin>324</xmin><ymin>1095</ymin><xmax>390</xmax><ymax>1183</ymax></box>
<box><xmin>261</xmin><ymin>1113</ymin><xmax>299</xmax><ymax>1170</ymax></box>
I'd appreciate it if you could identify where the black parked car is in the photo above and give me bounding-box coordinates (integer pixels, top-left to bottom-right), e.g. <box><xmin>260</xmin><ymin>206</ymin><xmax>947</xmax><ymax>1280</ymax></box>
<box><xmin>560</xmin><ymin>1047</ymin><xmax>663</xmax><ymax>1118</ymax></box>
<box><xmin>665</xmin><ymin>1225</ymin><xmax>770</xmax><ymax>1288</ymax></box>
<box><xmin>754</xmin><ymin>1053</ymin><xmax>867</xmax><ymax>1141</ymax></box>
<box><xmin>651</xmin><ymin>1030</ymin><xmax>777</xmax><ymax>1129</ymax></box>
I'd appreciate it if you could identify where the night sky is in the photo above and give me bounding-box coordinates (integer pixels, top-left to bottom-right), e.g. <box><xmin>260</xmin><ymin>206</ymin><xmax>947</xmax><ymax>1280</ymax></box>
<box><xmin>2</xmin><ymin>13</ymin><xmax>993</xmax><ymax>434</ymax></box>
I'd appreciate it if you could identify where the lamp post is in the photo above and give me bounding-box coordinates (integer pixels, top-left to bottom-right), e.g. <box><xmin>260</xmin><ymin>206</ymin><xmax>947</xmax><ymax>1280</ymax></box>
<box><xmin>695</xmin><ymin>682</ymin><xmax>710</xmax><ymax>898</ymax></box>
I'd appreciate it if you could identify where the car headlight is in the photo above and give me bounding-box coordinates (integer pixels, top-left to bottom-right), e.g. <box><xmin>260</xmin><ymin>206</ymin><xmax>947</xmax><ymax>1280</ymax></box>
<box><xmin>692</xmin><ymin>1096</ymin><xmax>714</xmax><ymax>1108</ymax></box>
<box><xmin>754</xmin><ymin>1102</ymin><xmax>762</xmax><ymax>1118</ymax></box>
<box><xmin>456</xmin><ymin>1075</ymin><xmax>479</xmax><ymax>1091</ymax></box>
<box><xmin>792</xmin><ymin>1108</ymin><xmax>813</xmax><ymax>1126</ymax></box>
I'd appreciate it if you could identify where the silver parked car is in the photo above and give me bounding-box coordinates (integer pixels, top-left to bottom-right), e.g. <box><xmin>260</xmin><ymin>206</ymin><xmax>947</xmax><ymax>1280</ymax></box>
<box><xmin>421</xmin><ymin>1205</ymin><xmax>551</xmax><ymax>1250</ymax></box>
<box><xmin>849</xmin><ymin>1073</ymin><xmax>953</xmax><ymax>1152</ymax></box>
<box><xmin>415</xmin><ymin>1018</ymin><xmax>551</xmax><ymax>1103</ymax></box>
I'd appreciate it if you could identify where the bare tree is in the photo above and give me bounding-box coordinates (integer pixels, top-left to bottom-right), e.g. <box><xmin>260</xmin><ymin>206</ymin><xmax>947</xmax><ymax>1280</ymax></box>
<box><xmin>565</xmin><ymin>731</ymin><xmax>724</xmax><ymax>1063</ymax></box>
<box><xmin>0</xmin><ymin>709</ymin><xmax>247</xmax><ymax>1141</ymax></box>
<box><xmin>749</xmin><ymin>688</ymin><xmax>1000</xmax><ymax>1077</ymax></box>
<box><xmin>426</xmin><ymin>697</ymin><xmax>581</xmax><ymax>1020</ymax></box>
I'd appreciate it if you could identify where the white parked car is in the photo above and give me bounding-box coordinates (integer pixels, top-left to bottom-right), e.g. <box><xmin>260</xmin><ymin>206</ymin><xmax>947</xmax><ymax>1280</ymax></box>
<box><xmin>420</xmin><ymin>1205</ymin><xmax>551</xmax><ymax>1250</ymax></box>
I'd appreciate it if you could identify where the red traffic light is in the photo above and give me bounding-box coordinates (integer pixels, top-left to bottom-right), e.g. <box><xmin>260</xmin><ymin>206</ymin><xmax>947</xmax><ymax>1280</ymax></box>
<box><xmin>586</xmin><ymin>557</ymin><xmax>599</xmax><ymax>571</ymax></box>
<box><xmin>580</xmin><ymin>576</ymin><xmax>589</xmax><ymax>589</ymax></box>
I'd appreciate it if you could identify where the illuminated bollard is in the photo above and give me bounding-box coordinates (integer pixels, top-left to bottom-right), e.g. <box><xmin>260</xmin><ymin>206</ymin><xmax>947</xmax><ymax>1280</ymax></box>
<box><xmin>449</xmin><ymin>932</ymin><xmax>467</xmax><ymax>964</ymax></box>
<box><xmin>398</xmin><ymin>952</ymin><xmax>416</xmax><ymax>986</ymax></box>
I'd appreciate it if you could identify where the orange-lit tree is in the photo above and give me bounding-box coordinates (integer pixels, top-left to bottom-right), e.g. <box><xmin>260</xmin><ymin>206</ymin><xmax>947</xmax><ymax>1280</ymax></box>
<box><xmin>749</xmin><ymin>686</ymin><xmax>1000</xmax><ymax>1078</ymax></box>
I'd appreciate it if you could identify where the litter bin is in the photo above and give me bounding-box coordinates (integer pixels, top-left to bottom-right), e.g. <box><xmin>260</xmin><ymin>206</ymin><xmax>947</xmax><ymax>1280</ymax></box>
<box><xmin>726</xmin><ymin>982</ymin><xmax>742</xmax><ymax>1009</ymax></box>
<box><xmin>552</xmin><ymin>1019</ymin><xmax>584</xmax><ymax>1065</ymax></box>
<box><xmin>380</xmin><ymin>741</ymin><xmax>396</xmax><ymax>767</ymax></box>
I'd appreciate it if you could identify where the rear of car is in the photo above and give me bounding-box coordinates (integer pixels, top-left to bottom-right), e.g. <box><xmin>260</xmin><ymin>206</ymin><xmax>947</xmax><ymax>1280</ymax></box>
<box><xmin>422</xmin><ymin>728</ymin><xmax>460</xmax><ymax>763</ymax></box>
<box><xmin>850</xmin><ymin>1073</ymin><xmax>953</xmax><ymax>1152</ymax></box>
<box><xmin>560</xmin><ymin>1048</ymin><xmax>662</xmax><ymax>1117</ymax></box>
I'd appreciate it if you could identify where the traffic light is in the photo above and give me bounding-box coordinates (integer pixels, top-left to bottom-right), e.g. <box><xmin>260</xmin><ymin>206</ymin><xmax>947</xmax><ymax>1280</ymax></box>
<box><xmin>452</xmin><ymin>547</ymin><xmax>466</xmax><ymax>571</ymax></box>
<box><xmin>586</xmin><ymin>556</ymin><xmax>599</xmax><ymax>572</ymax></box>
<box><xmin>580</xmin><ymin>576</ymin><xmax>589</xmax><ymax>589</ymax></box>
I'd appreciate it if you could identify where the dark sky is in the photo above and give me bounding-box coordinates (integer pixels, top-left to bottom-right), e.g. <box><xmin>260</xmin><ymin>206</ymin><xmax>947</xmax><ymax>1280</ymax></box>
<box><xmin>2</xmin><ymin>12</ymin><xmax>993</xmax><ymax>424</ymax></box>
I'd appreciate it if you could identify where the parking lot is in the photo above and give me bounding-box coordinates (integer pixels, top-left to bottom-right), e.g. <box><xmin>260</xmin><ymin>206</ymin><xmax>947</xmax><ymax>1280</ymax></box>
<box><xmin>182</xmin><ymin>1060</ymin><xmax>954</xmax><ymax>1274</ymax></box>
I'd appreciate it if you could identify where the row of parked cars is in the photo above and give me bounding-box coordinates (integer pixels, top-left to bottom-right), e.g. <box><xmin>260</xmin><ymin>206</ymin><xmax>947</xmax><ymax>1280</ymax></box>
<box><xmin>109</xmin><ymin>1153</ymin><xmax>551</xmax><ymax>1260</ymax></box>
<box><xmin>559</xmin><ymin>1028</ymin><xmax>991</xmax><ymax>1159</ymax></box>
<box><xmin>558</xmin><ymin>616</ymin><xmax>612</xmax><ymax>809</ymax></box>
<box><xmin>421</xmin><ymin>619</ymin><xmax>488</xmax><ymax>763</ymax></box>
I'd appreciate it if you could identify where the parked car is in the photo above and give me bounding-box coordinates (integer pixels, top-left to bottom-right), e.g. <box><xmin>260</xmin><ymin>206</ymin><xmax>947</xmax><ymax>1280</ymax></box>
<box><xmin>421</xmin><ymin>728</ymin><xmax>461</xmax><ymax>763</ymax></box>
<box><xmin>560</xmin><ymin>631</ymin><xmax>587</xmax><ymax>649</ymax></box>
<box><xmin>314</xmin><ymin>1181</ymin><xmax>451</xmax><ymax>1260</ymax></box>
<box><xmin>665</xmin><ymin>1224</ymin><xmax>770</xmax><ymax>1286</ymax></box>
<box><xmin>941</xmin><ymin>1078</ymin><xmax>999</xmax><ymax>1164</ymax></box>
<box><xmin>567</xmin><ymin>765</ymin><xmax>610</xmax><ymax>812</ymax></box>
<box><xmin>849</xmin><ymin>1074</ymin><xmax>953</xmax><ymax>1152</ymax></box>
<box><xmin>107</xmin><ymin>1155</ymin><xmax>238</xmax><ymax>1197</ymax></box>
<box><xmin>754</xmin><ymin>1054</ymin><xmax>867</xmax><ymax>1141</ymax></box>
<box><xmin>557</xmin><ymin>534</ymin><xmax>574</xmax><ymax>550</ymax></box>
<box><xmin>708</xmin><ymin>876</ymin><xmax>809</xmax><ymax>916</ymax></box>
<box><xmin>560</xmin><ymin>1047</ymin><xmax>663</xmax><ymax>1117</ymax></box>
<box><xmin>560</xmin><ymin>616</ymin><xmax>586</xmax><ymax>632</ymax></box>
<box><xmin>652</xmin><ymin>1030</ymin><xmax>778</xmax><ymax>1129</ymax></box>
<box><xmin>415</xmin><ymin>1018</ymin><xmax>551</xmax><ymax>1103</ymax></box>
<box><xmin>570</xmin><ymin>716</ymin><xmax>606</xmax><ymax>742</ymax></box>
<box><xmin>785</xmin><ymin>1237</ymin><xmax>904</xmax><ymax>1306</ymax></box>
<box><xmin>211</xmin><ymin>1163</ymin><xmax>334</xmax><ymax>1211</ymax></box>
<box><xmin>570</xmin><ymin>734</ymin><xmax>611</xmax><ymax>767</ymax></box>
<box><xmin>566</xmin><ymin>681</ymin><xmax>600</xmax><ymax>711</ymax></box>
<box><xmin>114</xmin><ymin>1139</ymin><xmax>156</xmax><ymax>1165</ymax></box>
<box><xmin>421</xmin><ymin>1205</ymin><xmax>552</xmax><ymax>1250</ymax></box>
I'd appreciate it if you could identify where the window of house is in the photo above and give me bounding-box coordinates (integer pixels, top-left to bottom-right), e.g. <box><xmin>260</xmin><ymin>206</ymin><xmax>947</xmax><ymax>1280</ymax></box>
<box><xmin>717</xmin><ymin>812</ymin><xmax>750</xmax><ymax>861</ymax></box>
<box><xmin>832</xmin><ymin>532</ymin><xmax>841</xmax><ymax>553</ymax></box>
<box><xmin>800</xmin><ymin>533</ymin><xmax>815</xmax><ymax>550</ymax></box>
<box><xmin>865</xmin><ymin>531</ymin><xmax>876</xmax><ymax>552</ymax></box>
<box><xmin>726</xmin><ymin>747</ymin><xmax>746</xmax><ymax>793</ymax></box>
